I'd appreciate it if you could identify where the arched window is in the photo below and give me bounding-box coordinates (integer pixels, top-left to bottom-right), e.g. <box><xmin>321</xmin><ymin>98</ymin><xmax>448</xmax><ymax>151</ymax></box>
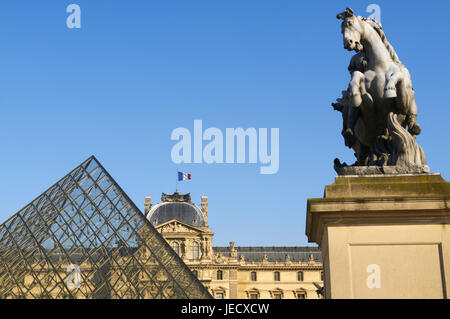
<box><xmin>251</xmin><ymin>271</ymin><xmax>257</xmax><ymax>281</ymax></box>
<box><xmin>320</xmin><ymin>271</ymin><xmax>324</xmax><ymax>281</ymax></box>
<box><xmin>217</xmin><ymin>270</ymin><xmax>223</xmax><ymax>280</ymax></box>
<box><xmin>298</xmin><ymin>271</ymin><xmax>304</xmax><ymax>281</ymax></box>
<box><xmin>171</xmin><ymin>242</ymin><xmax>180</xmax><ymax>255</ymax></box>
<box><xmin>192</xmin><ymin>270</ymin><xmax>198</xmax><ymax>278</ymax></box>
<box><xmin>191</xmin><ymin>241</ymin><xmax>200</xmax><ymax>260</ymax></box>
<box><xmin>274</xmin><ymin>271</ymin><xmax>280</xmax><ymax>281</ymax></box>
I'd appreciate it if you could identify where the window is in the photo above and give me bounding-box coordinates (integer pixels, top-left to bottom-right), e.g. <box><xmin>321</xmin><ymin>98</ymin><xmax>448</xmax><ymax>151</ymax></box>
<box><xmin>298</xmin><ymin>271</ymin><xmax>304</xmax><ymax>281</ymax></box>
<box><xmin>273</xmin><ymin>292</ymin><xmax>282</xmax><ymax>299</ymax></box>
<box><xmin>271</xmin><ymin>290</ymin><xmax>283</xmax><ymax>299</ymax></box>
<box><xmin>216</xmin><ymin>292</ymin><xmax>224</xmax><ymax>299</ymax></box>
<box><xmin>191</xmin><ymin>241</ymin><xmax>200</xmax><ymax>260</ymax></box>
<box><xmin>296</xmin><ymin>292</ymin><xmax>306</xmax><ymax>299</ymax></box>
<box><xmin>192</xmin><ymin>270</ymin><xmax>198</xmax><ymax>278</ymax></box>
<box><xmin>217</xmin><ymin>270</ymin><xmax>223</xmax><ymax>280</ymax></box>
<box><xmin>171</xmin><ymin>242</ymin><xmax>180</xmax><ymax>255</ymax></box>
<box><xmin>214</xmin><ymin>288</ymin><xmax>226</xmax><ymax>299</ymax></box>
<box><xmin>250</xmin><ymin>271</ymin><xmax>257</xmax><ymax>281</ymax></box>
<box><xmin>320</xmin><ymin>271</ymin><xmax>324</xmax><ymax>281</ymax></box>
<box><xmin>274</xmin><ymin>271</ymin><xmax>280</xmax><ymax>281</ymax></box>
<box><xmin>247</xmin><ymin>289</ymin><xmax>259</xmax><ymax>299</ymax></box>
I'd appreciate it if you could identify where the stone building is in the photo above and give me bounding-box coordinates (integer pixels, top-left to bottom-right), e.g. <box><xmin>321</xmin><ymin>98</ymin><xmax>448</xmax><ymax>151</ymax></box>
<box><xmin>146</xmin><ymin>192</ymin><xmax>324</xmax><ymax>299</ymax></box>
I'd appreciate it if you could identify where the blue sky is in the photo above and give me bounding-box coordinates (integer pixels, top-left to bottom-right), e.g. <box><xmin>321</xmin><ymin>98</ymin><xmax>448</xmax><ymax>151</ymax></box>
<box><xmin>0</xmin><ymin>1</ymin><xmax>449</xmax><ymax>246</ymax></box>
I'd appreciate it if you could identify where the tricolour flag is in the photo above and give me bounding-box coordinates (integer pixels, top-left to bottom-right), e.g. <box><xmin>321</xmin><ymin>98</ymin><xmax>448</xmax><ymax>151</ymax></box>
<box><xmin>178</xmin><ymin>171</ymin><xmax>192</xmax><ymax>181</ymax></box>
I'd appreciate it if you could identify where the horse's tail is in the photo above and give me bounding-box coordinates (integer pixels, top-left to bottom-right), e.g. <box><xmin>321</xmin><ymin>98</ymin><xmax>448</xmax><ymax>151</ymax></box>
<box><xmin>387</xmin><ymin>112</ymin><xmax>426</xmax><ymax>166</ymax></box>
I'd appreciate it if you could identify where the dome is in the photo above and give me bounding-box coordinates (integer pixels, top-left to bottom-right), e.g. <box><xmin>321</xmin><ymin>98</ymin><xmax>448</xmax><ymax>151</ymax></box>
<box><xmin>147</xmin><ymin>193</ymin><xmax>205</xmax><ymax>227</ymax></box>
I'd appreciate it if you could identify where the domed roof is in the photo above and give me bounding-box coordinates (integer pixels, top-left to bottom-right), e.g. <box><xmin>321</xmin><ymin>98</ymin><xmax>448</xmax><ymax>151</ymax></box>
<box><xmin>147</xmin><ymin>192</ymin><xmax>206</xmax><ymax>227</ymax></box>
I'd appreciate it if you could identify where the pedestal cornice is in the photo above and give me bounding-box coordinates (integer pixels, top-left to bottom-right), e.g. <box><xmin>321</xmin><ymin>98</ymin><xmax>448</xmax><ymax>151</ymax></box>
<box><xmin>306</xmin><ymin>174</ymin><xmax>450</xmax><ymax>245</ymax></box>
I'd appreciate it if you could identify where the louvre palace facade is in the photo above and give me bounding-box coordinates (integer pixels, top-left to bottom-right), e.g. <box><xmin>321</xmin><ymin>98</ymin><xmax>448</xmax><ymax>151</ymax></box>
<box><xmin>145</xmin><ymin>192</ymin><xmax>324</xmax><ymax>299</ymax></box>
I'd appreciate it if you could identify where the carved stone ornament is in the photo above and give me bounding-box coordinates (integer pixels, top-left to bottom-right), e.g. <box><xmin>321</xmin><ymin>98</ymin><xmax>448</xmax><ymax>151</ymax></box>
<box><xmin>161</xmin><ymin>192</ymin><xmax>191</xmax><ymax>203</ymax></box>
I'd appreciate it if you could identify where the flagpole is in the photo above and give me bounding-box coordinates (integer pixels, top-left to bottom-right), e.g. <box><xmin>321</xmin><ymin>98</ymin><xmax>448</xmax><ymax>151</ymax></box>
<box><xmin>176</xmin><ymin>169</ymin><xmax>178</xmax><ymax>193</ymax></box>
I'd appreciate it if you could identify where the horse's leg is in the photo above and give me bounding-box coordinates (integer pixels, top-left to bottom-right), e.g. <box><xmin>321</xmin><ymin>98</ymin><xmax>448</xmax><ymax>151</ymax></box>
<box><xmin>344</xmin><ymin>71</ymin><xmax>365</xmax><ymax>147</ymax></box>
<box><xmin>406</xmin><ymin>98</ymin><xmax>421</xmax><ymax>135</ymax></box>
<box><xmin>357</xmin><ymin>143</ymin><xmax>370</xmax><ymax>166</ymax></box>
<box><xmin>384</xmin><ymin>70</ymin><xmax>403</xmax><ymax>98</ymax></box>
<box><xmin>348</xmin><ymin>71</ymin><xmax>364</xmax><ymax>108</ymax></box>
<box><xmin>394</xmin><ymin>75</ymin><xmax>422</xmax><ymax>135</ymax></box>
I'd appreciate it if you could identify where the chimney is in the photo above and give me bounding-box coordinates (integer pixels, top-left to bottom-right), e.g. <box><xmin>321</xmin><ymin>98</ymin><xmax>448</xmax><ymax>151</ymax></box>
<box><xmin>144</xmin><ymin>197</ymin><xmax>152</xmax><ymax>215</ymax></box>
<box><xmin>201</xmin><ymin>196</ymin><xmax>208</xmax><ymax>225</ymax></box>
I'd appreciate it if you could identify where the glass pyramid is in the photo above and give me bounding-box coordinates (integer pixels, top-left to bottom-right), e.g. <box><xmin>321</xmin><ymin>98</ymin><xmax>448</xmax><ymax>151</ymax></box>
<box><xmin>0</xmin><ymin>156</ymin><xmax>211</xmax><ymax>299</ymax></box>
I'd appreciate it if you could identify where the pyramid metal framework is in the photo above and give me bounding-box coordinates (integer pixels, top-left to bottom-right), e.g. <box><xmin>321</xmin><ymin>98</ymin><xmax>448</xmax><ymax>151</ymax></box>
<box><xmin>0</xmin><ymin>156</ymin><xmax>211</xmax><ymax>299</ymax></box>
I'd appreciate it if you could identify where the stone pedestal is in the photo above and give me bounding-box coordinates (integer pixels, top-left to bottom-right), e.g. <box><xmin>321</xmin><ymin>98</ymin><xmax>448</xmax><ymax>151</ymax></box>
<box><xmin>306</xmin><ymin>174</ymin><xmax>450</xmax><ymax>299</ymax></box>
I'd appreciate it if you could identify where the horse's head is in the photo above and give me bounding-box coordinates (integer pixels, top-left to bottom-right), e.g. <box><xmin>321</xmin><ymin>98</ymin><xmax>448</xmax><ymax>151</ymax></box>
<box><xmin>337</xmin><ymin>8</ymin><xmax>364</xmax><ymax>52</ymax></box>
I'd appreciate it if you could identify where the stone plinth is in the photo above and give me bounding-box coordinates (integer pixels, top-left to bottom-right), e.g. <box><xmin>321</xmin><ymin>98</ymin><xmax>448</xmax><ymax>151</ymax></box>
<box><xmin>306</xmin><ymin>174</ymin><xmax>450</xmax><ymax>299</ymax></box>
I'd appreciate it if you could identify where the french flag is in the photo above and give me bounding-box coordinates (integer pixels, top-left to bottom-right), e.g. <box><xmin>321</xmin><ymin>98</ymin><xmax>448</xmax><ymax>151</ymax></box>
<box><xmin>178</xmin><ymin>171</ymin><xmax>192</xmax><ymax>181</ymax></box>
